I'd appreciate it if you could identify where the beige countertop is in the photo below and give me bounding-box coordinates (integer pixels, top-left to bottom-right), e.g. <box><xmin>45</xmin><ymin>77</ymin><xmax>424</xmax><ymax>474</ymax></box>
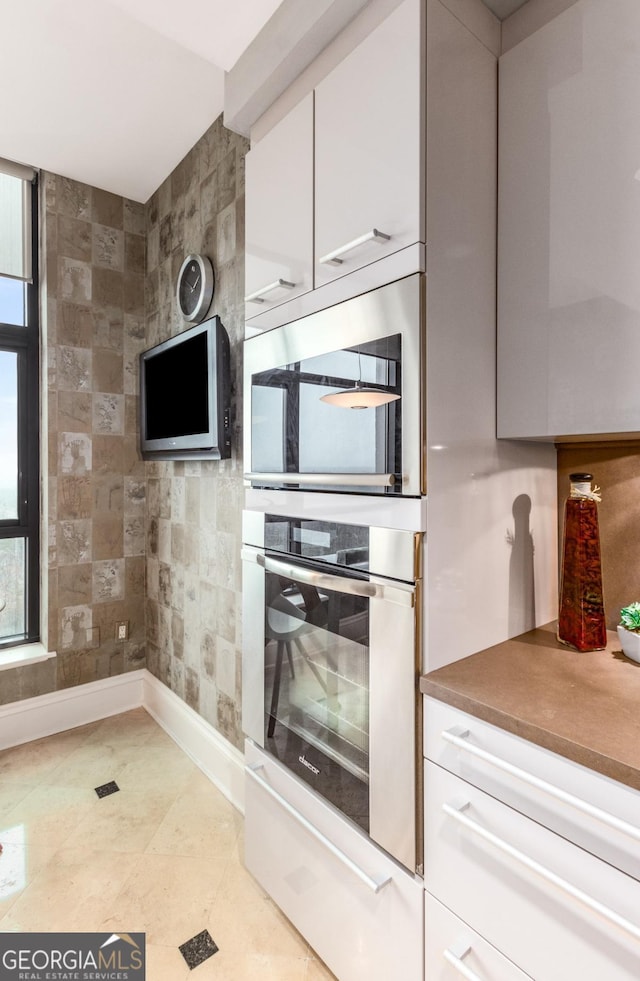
<box><xmin>420</xmin><ymin>621</ymin><xmax>640</xmax><ymax>792</ymax></box>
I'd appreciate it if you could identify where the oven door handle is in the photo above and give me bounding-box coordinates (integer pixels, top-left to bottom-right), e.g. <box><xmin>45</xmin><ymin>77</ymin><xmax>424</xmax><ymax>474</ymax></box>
<box><xmin>252</xmin><ymin>551</ymin><xmax>415</xmax><ymax>607</ymax></box>
<box><xmin>246</xmin><ymin>763</ymin><xmax>392</xmax><ymax>893</ymax></box>
<box><xmin>244</xmin><ymin>471</ymin><xmax>397</xmax><ymax>488</ymax></box>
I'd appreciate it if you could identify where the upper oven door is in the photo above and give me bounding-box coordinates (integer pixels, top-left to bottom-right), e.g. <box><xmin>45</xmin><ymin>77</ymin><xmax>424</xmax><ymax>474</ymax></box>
<box><xmin>243</xmin><ymin>274</ymin><xmax>424</xmax><ymax>496</ymax></box>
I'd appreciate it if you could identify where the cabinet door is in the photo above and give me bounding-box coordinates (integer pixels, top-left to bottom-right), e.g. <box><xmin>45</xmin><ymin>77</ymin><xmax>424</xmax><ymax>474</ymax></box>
<box><xmin>425</xmin><ymin>761</ymin><xmax>640</xmax><ymax>981</ymax></box>
<box><xmin>314</xmin><ymin>0</ymin><xmax>423</xmax><ymax>288</ymax></box>
<box><xmin>423</xmin><ymin>697</ymin><xmax>640</xmax><ymax>882</ymax></box>
<box><xmin>425</xmin><ymin>893</ymin><xmax>530</xmax><ymax>981</ymax></box>
<box><xmin>244</xmin><ymin>93</ymin><xmax>313</xmax><ymax>322</ymax></box>
<box><xmin>498</xmin><ymin>0</ymin><xmax>640</xmax><ymax>439</ymax></box>
<box><xmin>245</xmin><ymin>742</ymin><xmax>424</xmax><ymax>981</ymax></box>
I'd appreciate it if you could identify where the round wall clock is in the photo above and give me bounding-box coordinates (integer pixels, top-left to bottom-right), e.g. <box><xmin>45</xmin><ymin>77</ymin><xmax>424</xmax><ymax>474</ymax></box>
<box><xmin>176</xmin><ymin>253</ymin><xmax>215</xmax><ymax>323</ymax></box>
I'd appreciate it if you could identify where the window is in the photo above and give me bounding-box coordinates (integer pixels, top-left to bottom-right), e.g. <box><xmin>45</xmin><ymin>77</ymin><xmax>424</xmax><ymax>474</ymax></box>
<box><xmin>0</xmin><ymin>160</ymin><xmax>39</xmax><ymax>648</ymax></box>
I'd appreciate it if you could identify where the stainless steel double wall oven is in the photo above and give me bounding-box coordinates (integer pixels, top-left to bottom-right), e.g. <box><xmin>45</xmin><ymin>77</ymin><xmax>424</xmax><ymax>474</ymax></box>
<box><xmin>242</xmin><ymin>273</ymin><xmax>426</xmax><ymax>874</ymax></box>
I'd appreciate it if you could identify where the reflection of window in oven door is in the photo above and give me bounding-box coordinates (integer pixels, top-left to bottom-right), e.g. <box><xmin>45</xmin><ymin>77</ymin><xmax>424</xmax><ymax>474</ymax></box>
<box><xmin>324</xmin><ymin>589</ymin><xmax>369</xmax><ymax>767</ymax></box>
<box><xmin>265</xmin><ymin>574</ymin><xmax>370</xmax><ymax>782</ymax></box>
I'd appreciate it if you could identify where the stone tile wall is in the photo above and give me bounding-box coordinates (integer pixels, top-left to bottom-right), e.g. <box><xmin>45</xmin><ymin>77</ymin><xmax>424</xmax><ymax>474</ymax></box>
<box><xmin>3</xmin><ymin>118</ymin><xmax>249</xmax><ymax>752</ymax></box>
<box><xmin>144</xmin><ymin>116</ymin><xmax>248</xmax><ymax>750</ymax></box>
<box><xmin>46</xmin><ymin>174</ymin><xmax>149</xmax><ymax>687</ymax></box>
<box><xmin>0</xmin><ymin>174</ymin><xmax>148</xmax><ymax>705</ymax></box>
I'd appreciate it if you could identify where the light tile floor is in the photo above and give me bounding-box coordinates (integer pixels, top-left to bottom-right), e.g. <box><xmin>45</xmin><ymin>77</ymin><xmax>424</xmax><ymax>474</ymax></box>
<box><xmin>0</xmin><ymin>708</ymin><xmax>337</xmax><ymax>980</ymax></box>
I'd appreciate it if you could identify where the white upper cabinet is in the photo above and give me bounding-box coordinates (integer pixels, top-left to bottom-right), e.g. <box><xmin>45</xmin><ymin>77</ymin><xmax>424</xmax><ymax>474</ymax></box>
<box><xmin>314</xmin><ymin>0</ymin><xmax>423</xmax><ymax>288</ymax></box>
<box><xmin>244</xmin><ymin>93</ymin><xmax>314</xmax><ymax>319</ymax></box>
<box><xmin>498</xmin><ymin>0</ymin><xmax>640</xmax><ymax>440</ymax></box>
<box><xmin>244</xmin><ymin>0</ymin><xmax>424</xmax><ymax>328</ymax></box>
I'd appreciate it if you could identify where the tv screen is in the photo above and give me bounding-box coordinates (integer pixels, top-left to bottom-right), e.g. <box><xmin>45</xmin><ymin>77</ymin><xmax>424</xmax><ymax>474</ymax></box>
<box><xmin>140</xmin><ymin>317</ymin><xmax>231</xmax><ymax>459</ymax></box>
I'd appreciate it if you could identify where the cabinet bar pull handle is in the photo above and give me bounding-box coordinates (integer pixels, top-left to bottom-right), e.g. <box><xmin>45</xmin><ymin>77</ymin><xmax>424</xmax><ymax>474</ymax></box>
<box><xmin>442</xmin><ymin>726</ymin><xmax>640</xmax><ymax>844</ymax></box>
<box><xmin>246</xmin><ymin>763</ymin><xmax>392</xmax><ymax>893</ymax></box>
<box><xmin>443</xmin><ymin>942</ymin><xmax>483</xmax><ymax>981</ymax></box>
<box><xmin>443</xmin><ymin>800</ymin><xmax>640</xmax><ymax>942</ymax></box>
<box><xmin>245</xmin><ymin>278</ymin><xmax>296</xmax><ymax>303</ymax></box>
<box><xmin>319</xmin><ymin>228</ymin><xmax>391</xmax><ymax>265</ymax></box>
<box><xmin>244</xmin><ymin>471</ymin><xmax>397</xmax><ymax>487</ymax></box>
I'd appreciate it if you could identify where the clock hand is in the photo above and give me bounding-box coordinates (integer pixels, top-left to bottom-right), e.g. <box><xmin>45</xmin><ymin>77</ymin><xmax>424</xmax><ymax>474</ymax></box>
<box><xmin>191</xmin><ymin>273</ymin><xmax>200</xmax><ymax>291</ymax></box>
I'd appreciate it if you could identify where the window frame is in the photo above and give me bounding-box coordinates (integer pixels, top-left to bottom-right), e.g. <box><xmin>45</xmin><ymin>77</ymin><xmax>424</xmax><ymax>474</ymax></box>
<box><xmin>0</xmin><ymin>177</ymin><xmax>40</xmax><ymax>649</ymax></box>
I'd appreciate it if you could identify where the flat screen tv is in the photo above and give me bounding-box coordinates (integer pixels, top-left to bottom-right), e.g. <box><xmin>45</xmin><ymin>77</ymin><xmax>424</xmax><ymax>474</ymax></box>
<box><xmin>139</xmin><ymin>317</ymin><xmax>231</xmax><ymax>460</ymax></box>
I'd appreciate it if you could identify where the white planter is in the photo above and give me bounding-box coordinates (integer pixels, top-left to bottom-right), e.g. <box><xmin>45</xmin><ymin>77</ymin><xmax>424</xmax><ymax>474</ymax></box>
<box><xmin>616</xmin><ymin>626</ymin><xmax>640</xmax><ymax>664</ymax></box>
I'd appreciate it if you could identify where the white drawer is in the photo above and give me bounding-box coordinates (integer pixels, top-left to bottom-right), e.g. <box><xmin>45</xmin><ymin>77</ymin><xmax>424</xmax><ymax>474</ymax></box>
<box><xmin>423</xmin><ymin>696</ymin><xmax>640</xmax><ymax>880</ymax></box>
<box><xmin>244</xmin><ymin>741</ymin><xmax>424</xmax><ymax>981</ymax></box>
<box><xmin>425</xmin><ymin>760</ymin><xmax>640</xmax><ymax>981</ymax></box>
<box><xmin>425</xmin><ymin>893</ymin><xmax>529</xmax><ymax>981</ymax></box>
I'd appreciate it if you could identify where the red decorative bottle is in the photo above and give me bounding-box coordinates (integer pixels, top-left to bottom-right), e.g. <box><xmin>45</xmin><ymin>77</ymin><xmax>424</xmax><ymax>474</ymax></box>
<box><xmin>558</xmin><ymin>473</ymin><xmax>606</xmax><ymax>651</ymax></box>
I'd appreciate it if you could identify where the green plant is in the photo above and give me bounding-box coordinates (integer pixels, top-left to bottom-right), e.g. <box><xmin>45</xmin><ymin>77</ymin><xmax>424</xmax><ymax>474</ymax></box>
<box><xmin>620</xmin><ymin>602</ymin><xmax>640</xmax><ymax>632</ymax></box>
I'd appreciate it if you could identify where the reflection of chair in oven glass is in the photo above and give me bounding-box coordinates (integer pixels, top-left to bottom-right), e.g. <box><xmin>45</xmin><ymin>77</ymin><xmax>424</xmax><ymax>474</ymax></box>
<box><xmin>266</xmin><ymin>576</ymin><xmax>369</xmax><ymax>780</ymax></box>
<box><xmin>265</xmin><ymin>578</ymin><xmax>329</xmax><ymax>737</ymax></box>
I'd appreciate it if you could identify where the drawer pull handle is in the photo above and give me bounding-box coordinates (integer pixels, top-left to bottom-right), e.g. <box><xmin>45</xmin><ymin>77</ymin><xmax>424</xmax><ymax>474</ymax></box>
<box><xmin>245</xmin><ymin>278</ymin><xmax>296</xmax><ymax>303</ymax></box>
<box><xmin>246</xmin><ymin>763</ymin><xmax>392</xmax><ymax>893</ymax></box>
<box><xmin>443</xmin><ymin>941</ymin><xmax>483</xmax><ymax>981</ymax></box>
<box><xmin>443</xmin><ymin>800</ymin><xmax>640</xmax><ymax>943</ymax></box>
<box><xmin>319</xmin><ymin>228</ymin><xmax>391</xmax><ymax>266</ymax></box>
<box><xmin>442</xmin><ymin>726</ymin><xmax>640</xmax><ymax>844</ymax></box>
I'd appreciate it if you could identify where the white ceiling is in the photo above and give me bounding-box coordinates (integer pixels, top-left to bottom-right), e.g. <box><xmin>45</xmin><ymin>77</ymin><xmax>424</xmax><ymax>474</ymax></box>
<box><xmin>1</xmin><ymin>0</ymin><xmax>283</xmax><ymax>203</ymax></box>
<box><xmin>2</xmin><ymin>0</ymin><xmax>527</xmax><ymax>204</ymax></box>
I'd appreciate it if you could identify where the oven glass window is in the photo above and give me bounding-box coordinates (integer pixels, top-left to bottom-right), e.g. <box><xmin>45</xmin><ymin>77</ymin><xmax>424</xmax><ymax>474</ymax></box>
<box><xmin>250</xmin><ymin>334</ymin><xmax>401</xmax><ymax>488</ymax></box>
<box><xmin>298</xmin><ymin>381</ymin><xmax>378</xmax><ymax>472</ymax></box>
<box><xmin>251</xmin><ymin>385</ymin><xmax>285</xmax><ymax>472</ymax></box>
<box><xmin>264</xmin><ymin>568</ymin><xmax>370</xmax><ymax>832</ymax></box>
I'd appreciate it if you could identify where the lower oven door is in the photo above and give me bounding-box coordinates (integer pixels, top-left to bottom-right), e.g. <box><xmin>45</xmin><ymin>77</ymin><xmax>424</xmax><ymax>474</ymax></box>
<box><xmin>242</xmin><ymin>545</ymin><xmax>421</xmax><ymax>873</ymax></box>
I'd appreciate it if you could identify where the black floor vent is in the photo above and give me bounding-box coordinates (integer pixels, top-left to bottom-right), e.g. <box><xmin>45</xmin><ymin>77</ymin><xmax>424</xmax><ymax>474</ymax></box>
<box><xmin>179</xmin><ymin>929</ymin><xmax>219</xmax><ymax>970</ymax></box>
<box><xmin>94</xmin><ymin>780</ymin><xmax>120</xmax><ymax>798</ymax></box>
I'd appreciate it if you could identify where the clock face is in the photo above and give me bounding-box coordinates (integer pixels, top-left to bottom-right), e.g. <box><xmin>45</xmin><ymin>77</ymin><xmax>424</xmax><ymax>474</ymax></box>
<box><xmin>176</xmin><ymin>254</ymin><xmax>214</xmax><ymax>322</ymax></box>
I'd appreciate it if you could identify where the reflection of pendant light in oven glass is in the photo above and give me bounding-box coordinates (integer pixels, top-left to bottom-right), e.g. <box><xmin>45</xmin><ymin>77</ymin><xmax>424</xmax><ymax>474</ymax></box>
<box><xmin>319</xmin><ymin>348</ymin><xmax>401</xmax><ymax>410</ymax></box>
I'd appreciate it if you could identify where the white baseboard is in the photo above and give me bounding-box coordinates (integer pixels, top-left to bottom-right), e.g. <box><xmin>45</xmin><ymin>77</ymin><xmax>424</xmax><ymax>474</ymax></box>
<box><xmin>142</xmin><ymin>671</ymin><xmax>245</xmax><ymax>814</ymax></box>
<box><xmin>0</xmin><ymin>669</ymin><xmax>245</xmax><ymax>814</ymax></box>
<box><xmin>0</xmin><ymin>670</ymin><xmax>146</xmax><ymax>751</ymax></box>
